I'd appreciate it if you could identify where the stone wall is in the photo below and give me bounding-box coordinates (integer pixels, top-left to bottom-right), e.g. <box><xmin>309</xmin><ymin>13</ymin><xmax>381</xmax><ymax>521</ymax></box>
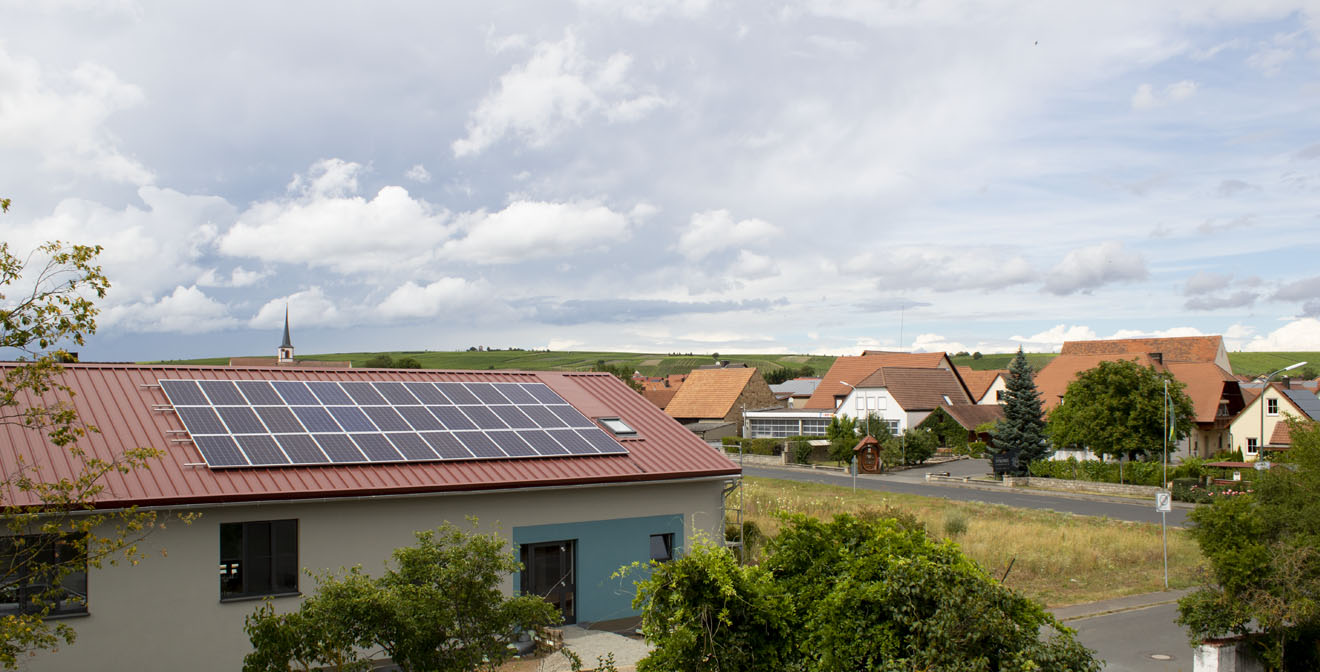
<box><xmin>1004</xmin><ymin>476</ymin><xmax>1163</xmax><ymax>498</ymax></box>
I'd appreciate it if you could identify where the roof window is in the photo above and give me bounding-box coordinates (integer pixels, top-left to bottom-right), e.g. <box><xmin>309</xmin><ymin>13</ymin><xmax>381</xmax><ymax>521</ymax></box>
<box><xmin>599</xmin><ymin>417</ymin><xmax>637</xmax><ymax>436</ymax></box>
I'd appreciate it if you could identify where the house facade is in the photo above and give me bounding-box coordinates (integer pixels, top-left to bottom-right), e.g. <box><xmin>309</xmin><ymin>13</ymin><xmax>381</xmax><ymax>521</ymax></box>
<box><xmin>1228</xmin><ymin>385</ymin><xmax>1320</xmax><ymax>459</ymax></box>
<box><xmin>830</xmin><ymin>367</ymin><xmax>973</xmax><ymax>435</ymax></box>
<box><xmin>1</xmin><ymin>364</ymin><xmax>739</xmax><ymax>672</ymax></box>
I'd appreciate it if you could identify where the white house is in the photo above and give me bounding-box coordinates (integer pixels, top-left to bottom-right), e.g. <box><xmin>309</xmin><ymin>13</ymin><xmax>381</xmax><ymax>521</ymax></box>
<box><xmin>832</xmin><ymin>367</ymin><xmax>973</xmax><ymax>435</ymax></box>
<box><xmin>0</xmin><ymin>364</ymin><xmax>740</xmax><ymax>672</ymax></box>
<box><xmin>1228</xmin><ymin>384</ymin><xmax>1320</xmax><ymax>459</ymax></box>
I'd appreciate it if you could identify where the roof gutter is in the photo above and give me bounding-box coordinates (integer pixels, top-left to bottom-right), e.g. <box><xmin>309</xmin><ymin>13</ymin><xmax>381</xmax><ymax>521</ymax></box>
<box><xmin>55</xmin><ymin>472</ymin><xmax>742</xmax><ymax>517</ymax></box>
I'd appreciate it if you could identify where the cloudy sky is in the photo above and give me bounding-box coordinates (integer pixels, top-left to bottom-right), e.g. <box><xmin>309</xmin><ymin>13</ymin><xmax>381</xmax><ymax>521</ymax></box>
<box><xmin>4</xmin><ymin>1</ymin><xmax>1320</xmax><ymax>361</ymax></box>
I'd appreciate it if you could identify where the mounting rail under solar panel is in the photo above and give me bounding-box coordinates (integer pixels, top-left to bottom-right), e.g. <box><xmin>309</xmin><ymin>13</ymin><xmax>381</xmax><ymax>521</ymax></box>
<box><xmin>159</xmin><ymin>378</ymin><xmax>631</xmax><ymax>469</ymax></box>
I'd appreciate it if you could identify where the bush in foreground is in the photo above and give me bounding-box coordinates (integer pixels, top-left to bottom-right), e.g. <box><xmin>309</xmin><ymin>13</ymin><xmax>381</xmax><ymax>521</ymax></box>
<box><xmin>633</xmin><ymin>513</ymin><xmax>1099</xmax><ymax>672</ymax></box>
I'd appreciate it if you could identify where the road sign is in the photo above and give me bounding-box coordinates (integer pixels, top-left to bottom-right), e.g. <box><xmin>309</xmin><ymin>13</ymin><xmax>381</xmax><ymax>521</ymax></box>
<box><xmin>1254</xmin><ymin>461</ymin><xmax>1271</xmax><ymax>471</ymax></box>
<box><xmin>1155</xmin><ymin>491</ymin><xmax>1172</xmax><ymax>513</ymax></box>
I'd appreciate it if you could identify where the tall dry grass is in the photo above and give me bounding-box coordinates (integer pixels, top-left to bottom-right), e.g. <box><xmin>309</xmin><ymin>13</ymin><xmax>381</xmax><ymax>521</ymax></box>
<box><xmin>735</xmin><ymin>477</ymin><xmax>1205</xmax><ymax>607</ymax></box>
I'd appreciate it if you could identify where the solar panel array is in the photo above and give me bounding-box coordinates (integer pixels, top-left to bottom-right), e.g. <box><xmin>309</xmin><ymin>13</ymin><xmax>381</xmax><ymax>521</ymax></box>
<box><xmin>159</xmin><ymin>379</ymin><xmax>630</xmax><ymax>468</ymax></box>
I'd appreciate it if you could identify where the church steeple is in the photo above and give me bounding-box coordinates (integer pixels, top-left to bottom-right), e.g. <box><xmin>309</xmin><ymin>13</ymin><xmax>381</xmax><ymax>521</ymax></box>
<box><xmin>277</xmin><ymin>305</ymin><xmax>294</xmax><ymax>363</ymax></box>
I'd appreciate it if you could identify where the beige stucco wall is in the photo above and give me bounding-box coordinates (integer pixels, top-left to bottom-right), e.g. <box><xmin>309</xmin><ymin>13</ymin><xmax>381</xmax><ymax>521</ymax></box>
<box><xmin>25</xmin><ymin>477</ymin><xmax>729</xmax><ymax>672</ymax></box>
<box><xmin>977</xmin><ymin>377</ymin><xmax>1007</xmax><ymax>405</ymax></box>
<box><xmin>1228</xmin><ymin>388</ymin><xmax>1301</xmax><ymax>459</ymax></box>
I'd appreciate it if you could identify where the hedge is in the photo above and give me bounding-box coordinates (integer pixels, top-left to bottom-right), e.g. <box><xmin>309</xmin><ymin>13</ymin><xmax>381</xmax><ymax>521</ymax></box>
<box><xmin>722</xmin><ymin>436</ymin><xmax>825</xmax><ymax>457</ymax></box>
<box><xmin>1026</xmin><ymin>457</ymin><xmax>1216</xmax><ymax>487</ymax></box>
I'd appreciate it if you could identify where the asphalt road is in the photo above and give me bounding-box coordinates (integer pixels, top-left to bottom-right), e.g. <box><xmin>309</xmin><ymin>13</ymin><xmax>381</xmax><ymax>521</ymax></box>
<box><xmin>1070</xmin><ymin>603</ymin><xmax>1195</xmax><ymax>671</ymax></box>
<box><xmin>742</xmin><ymin>464</ymin><xmax>1191</xmax><ymax>527</ymax></box>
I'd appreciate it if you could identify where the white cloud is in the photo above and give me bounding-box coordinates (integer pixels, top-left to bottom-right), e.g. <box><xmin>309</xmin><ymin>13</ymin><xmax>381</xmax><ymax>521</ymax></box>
<box><xmin>842</xmin><ymin>247</ymin><xmax>1035</xmax><ymax>292</ymax></box>
<box><xmin>1011</xmin><ymin>325</ymin><xmax>1098</xmax><ymax>352</ymax></box>
<box><xmin>452</xmin><ymin>31</ymin><xmax>667</xmax><ymax>157</ymax></box>
<box><xmin>249</xmin><ymin>287</ymin><xmax>346</xmax><ymax>329</ymax></box>
<box><xmin>1243</xmin><ymin>318</ymin><xmax>1320</xmax><ymax>351</ymax></box>
<box><xmin>729</xmin><ymin>250</ymin><xmax>777</xmax><ymax>280</ymax></box>
<box><xmin>405</xmin><ymin>164</ymin><xmax>432</xmax><ymax>183</ymax></box>
<box><xmin>1247</xmin><ymin>31</ymin><xmax>1302</xmax><ymax>75</ymax></box>
<box><xmin>1042</xmin><ymin>241</ymin><xmax>1148</xmax><ymax>296</ymax></box>
<box><xmin>442</xmin><ymin>200</ymin><xmax>633</xmax><ymax>264</ymax></box>
<box><xmin>377</xmin><ymin>278</ymin><xmax>489</xmax><ymax>320</ymax></box>
<box><xmin>0</xmin><ymin>46</ymin><xmax>152</xmax><ymax>185</ymax></box>
<box><xmin>219</xmin><ymin>160</ymin><xmax>451</xmax><ymax>274</ymax></box>
<box><xmin>573</xmin><ymin>0</ymin><xmax>710</xmax><ymax>22</ymax></box>
<box><xmin>20</xmin><ymin>186</ymin><xmax>230</xmax><ymax>302</ymax></box>
<box><xmin>99</xmin><ymin>286</ymin><xmax>238</xmax><ymax>334</ymax></box>
<box><xmin>1107</xmin><ymin>326</ymin><xmax>1211</xmax><ymax>340</ymax></box>
<box><xmin>676</xmin><ymin>210</ymin><xmax>780</xmax><ymax>260</ymax></box>
<box><xmin>197</xmin><ymin>266</ymin><xmax>269</xmax><ymax>288</ymax></box>
<box><xmin>1131</xmin><ymin>80</ymin><xmax>1197</xmax><ymax>110</ymax></box>
<box><xmin>1184</xmin><ymin>271</ymin><xmax>1233</xmax><ymax>296</ymax></box>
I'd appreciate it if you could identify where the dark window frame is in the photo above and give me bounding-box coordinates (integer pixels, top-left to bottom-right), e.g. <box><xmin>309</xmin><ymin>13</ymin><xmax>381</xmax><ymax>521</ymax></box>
<box><xmin>649</xmin><ymin>533</ymin><xmax>674</xmax><ymax>563</ymax></box>
<box><xmin>0</xmin><ymin>533</ymin><xmax>88</xmax><ymax>618</ymax></box>
<box><xmin>220</xmin><ymin>519</ymin><xmax>299</xmax><ymax>601</ymax></box>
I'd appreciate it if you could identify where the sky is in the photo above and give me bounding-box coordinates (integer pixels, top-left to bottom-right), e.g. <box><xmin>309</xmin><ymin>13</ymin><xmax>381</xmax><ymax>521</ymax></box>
<box><xmin>3</xmin><ymin>1</ymin><xmax>1320</xmax><ymax>361</ymax></box>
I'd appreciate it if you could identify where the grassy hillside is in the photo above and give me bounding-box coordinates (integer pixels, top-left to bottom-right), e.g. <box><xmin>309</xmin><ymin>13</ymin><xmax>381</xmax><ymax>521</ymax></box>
<box><xmin>158</xmin><ymin>350</ymin><xmax>838</xmax><ymax>378</ymax></box>
<box><xmin>156</xmin><ymin>349</ymin><xmax>1319</xmax><ymax>379</ymax></box>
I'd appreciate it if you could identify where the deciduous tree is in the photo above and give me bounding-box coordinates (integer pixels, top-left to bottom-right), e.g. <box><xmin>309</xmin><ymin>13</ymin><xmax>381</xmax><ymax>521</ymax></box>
<box><xmin>1177</xmin><ymin>419</ymin><xmax>1320</xmax><ymax>670</ymax></box>
<box><xmin>243</xmin><ymin>522</ymin><xmax>558</xmax><ymax>672</ymax></box>
<box><xmin>1047</xmin><ymin>359</ymin><xmax>1194</xmax><ymax>462</ymax></box>
<box><xmin>0</xmin><ymin>201</ymin><xmax>171</xmax><ymax>668</ymax></box>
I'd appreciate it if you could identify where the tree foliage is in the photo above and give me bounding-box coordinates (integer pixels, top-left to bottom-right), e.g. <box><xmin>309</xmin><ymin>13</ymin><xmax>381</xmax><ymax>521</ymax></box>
<box><xmin>990</xmin><ymin>348</ymin><xmax>1048</xmax><ymax>467</ymax></box>
<box><xmin>825</xmin><ymin>415</ymin><xmax>858</xmax><ymax>464</ymax></box>
<box><xmin>243</xmin><ymin>522</ymin><xmax>559</xmax><ymax>672</ymax></box>
<box><xmin>362</xmin><ymin>354</ymin><xmax>421</xmax><ymax>369</ymax></box>
<box><xmin>1177</xmin><ymin>419</ymin><xmax>1320</xmax><ymax>670</ymax></box>
<box><xmin>591</xmin><ymin>360</ymin><xmax>643</xmax><ymax>392</ymax></box>
<box><xmin>0</xmin><ymin>208</ymin><xmax>173</xmax><ymax>668</ymax></box>
<box><xmin>633</xmin><ymin>513</ymin><xmax>1099</xmax><ymax>672</ymax></box>
<box><xmin>1047</xmin><ymin>359</ymin><xmax>1195</xmax><ymax>461</ymax></box>
<box><xmin>763</xmin><ymin>365</ymin><xmax>815</xmax><ymax>386</ymax></box>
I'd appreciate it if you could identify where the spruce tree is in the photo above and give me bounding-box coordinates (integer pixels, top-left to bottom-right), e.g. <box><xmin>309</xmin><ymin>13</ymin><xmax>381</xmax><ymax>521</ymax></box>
<box><xmin>991</xmin><ymin>348</ymin><xmax>1048</xmax><ymax>468</ymax></box>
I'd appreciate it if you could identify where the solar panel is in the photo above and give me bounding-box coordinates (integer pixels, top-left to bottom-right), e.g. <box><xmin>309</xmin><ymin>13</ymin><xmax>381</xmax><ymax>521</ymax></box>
<box><xmin>255</xmin><ymin>406</ymin><xmax>305</xmax><ymax>433</ymax></box>
<box><xmin>293</xmin><ymin>406</ymin><xmax>343</xmax><ymax>433</ymax></box>
<box><xmin>341</xmin><ymin>382</ymin><xmax>388</xmax><ymax>405</ymax></box>
<box><xmin>387</xmin><ymin>432</ymin><xmax>436</xmax><ymax>460</ymax></box>
<box><xmin>421</xmin><ymin>432</ymin><xmax>472</xmax><ymax>459</ymax></box>
<box><xmin>274</xmin><ymin>434</ymin><xmax>328</xmax><ymax>463</ymax></box>
<box><xmin>236</xmin><ymin>380</ymin><xmax>284</xmax><ymax>405</ymax></box>
<box><xmin>307</xmin><ymin>382</ymin><xmax>353</xmax><ymax>405</ymax></box>
<box><xmin>374</xmin><ymin>382</ymin><xmax>420</xmax><ymax>405</ymax></box>
<box><xmin>397</xmin><ymin>406</ymin><xmax>445</xmax><ymax>431</ymax></box>
<box><xmin>237</xmin><ymin>435</ymin><xmax>290</xmax><ymax>465</ymax></box>
<box><xmin>160</xmin><ymin>379</ymin><xmax>209</xmax><ymax>406</ymax></box>
<box><xmin>216</xmin><ymin>406</ymin><xmax>266</xmax><ymax>434</ymax></box>
<box><xmin>403</xmin><ymin>382</ymin><xmax>449</xmax><ymax>405</ymax></box>
<box><xmin>435</xmin><ymin>382</ymin><xmax>480</xmax><ymax>405</ymax></box>
<box><xmin>351</xmin><ymin>433</ymin><xmax>403</xmax><ymax>462</ymax></box>
<box><xmin>198</xmin><ymin>380</ymin><xmax>247</xmax><ymax>405</ymax></box>
<box><xmin>490</xmin><ymin>405</ymin><xmax>538</xmax><ymax>429</ymax></box>
<box><xmin>162</xmin><ymin>377</ymin><xmax>630</xmax><ymax>469</ymax></box>
<box><xmin>194</xmin><ymin>435</ymin><xmax>248</xmax><ymax>466</ymax></box>
<box><xmin>272</xmin><ymin>381</ymin><xmax>319</xmax><ymax>405</ymax></box>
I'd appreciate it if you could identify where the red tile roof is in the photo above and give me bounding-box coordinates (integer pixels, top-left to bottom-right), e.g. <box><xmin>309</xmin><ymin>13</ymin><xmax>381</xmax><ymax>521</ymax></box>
<box><xmin>855</xmin><ymin>367</ymin><xmax>972</xmax><ymax>411</ymax></box>
<box><xmin>805</xmin><ymin>352</ymin><xmax>952</xmax><ymax>409</ymax></box>
<box><xmin>664</xmin><ymin>367</ymin><xmax>762</xmax><ymax>420</ymax></box>
<box><xmin>956</xmin><ymin>367</ymin><xmax>1006</xmax><ymax>401</ymax></box>
<box><xmin>1164</xmin><ymin>362</ymin><xmax>1239</xmax><ymax>423</ymax></box>
<box><xmin>934</xmin><ymin>403</ymin><xmax>1006</xmax><ymax>431</ymax></box>
<box><xmin>0</xmin><ymin>364</ymin><xmax>740</xmax><ymax>509</ymax></box>
<box><xmin>1059</xmin><ymin>336</ymin><xmax>1224</xmax><ymax>363</ymax></box>
<box><xmin>1035</xmin><ymin>354</ymin><xmax>1159</xmax><ymax>411</ymax></box>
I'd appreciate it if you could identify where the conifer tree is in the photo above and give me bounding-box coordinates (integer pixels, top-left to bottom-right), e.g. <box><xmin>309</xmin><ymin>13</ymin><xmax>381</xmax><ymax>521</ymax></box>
<box><xmin>991</xmin><ymin>348</ymin><xmax>1048</xmax><ymax>468</ymax></box>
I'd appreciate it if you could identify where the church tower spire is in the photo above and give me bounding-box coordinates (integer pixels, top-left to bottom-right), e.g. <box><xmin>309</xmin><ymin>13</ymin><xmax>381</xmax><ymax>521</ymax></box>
<box><xmin>277</xmin><ymin>305</ymin><xmax>294</xmax><ymax>363</ymax></box>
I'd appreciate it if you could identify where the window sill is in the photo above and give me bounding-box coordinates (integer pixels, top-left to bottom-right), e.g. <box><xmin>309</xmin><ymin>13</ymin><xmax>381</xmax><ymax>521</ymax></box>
<box><xmin>219</xmin><ymin>591</ymin><xmax>301</xmax><ymax>604</ymax></box>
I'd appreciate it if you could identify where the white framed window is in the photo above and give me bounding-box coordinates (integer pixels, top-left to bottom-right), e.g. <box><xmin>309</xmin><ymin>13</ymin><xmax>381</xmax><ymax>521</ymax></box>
<box><xmin>855</xmin><ymin>396</ymin><xmax>865</xmax><ymax>410</ymax></box>
<box><xmin>1246</xmin><ymin>438</ymin><xmax>1258</xmax><ymax>453</ymax></box>
<box><xmin>599</xmin><ymin>417</ymin><xmax>636</xmax><ymax>436</ymax></box>
<box><xmin>886</xmin><ymin>420</ymin><xmax>900</xmax><ymax>436</ymax></box>
<box><xmin>866</xmin><ymin>397</ymin><xmax>876</xmax><ymax>410</ymax></box>
<box><xmin>1266</xmin><ymin>398</ymin><xmax>1279</xmax><ymax>416</ymax></box>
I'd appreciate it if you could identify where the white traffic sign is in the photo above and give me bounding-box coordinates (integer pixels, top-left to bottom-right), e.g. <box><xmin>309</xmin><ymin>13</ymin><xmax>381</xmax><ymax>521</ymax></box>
<box><xmin>1155</xmin><ymin>491</ymin><xmax>1172</xmax><ymax>513</ymax></box>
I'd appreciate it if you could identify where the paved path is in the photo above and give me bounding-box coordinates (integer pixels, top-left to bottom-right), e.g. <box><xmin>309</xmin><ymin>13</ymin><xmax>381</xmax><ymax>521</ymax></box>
<box><xmin>742</xmin><ymin>462</ymin><xmax>1191</xmax><ymax>526</ymax></box>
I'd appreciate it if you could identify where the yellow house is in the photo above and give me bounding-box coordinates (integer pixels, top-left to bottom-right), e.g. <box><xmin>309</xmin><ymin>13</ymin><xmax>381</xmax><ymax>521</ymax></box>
<box><xmin>1228</xmin><ymin>385</ymin><xmax>1320</xmax><ymax>460</ymax></box>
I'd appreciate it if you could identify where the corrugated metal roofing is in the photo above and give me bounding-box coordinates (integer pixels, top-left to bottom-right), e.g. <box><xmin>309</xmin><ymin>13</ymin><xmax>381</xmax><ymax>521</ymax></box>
<box><xmin>0</xmin><ymin>364</ymin><xmax>740</xmax><ymax>509</ymax></box>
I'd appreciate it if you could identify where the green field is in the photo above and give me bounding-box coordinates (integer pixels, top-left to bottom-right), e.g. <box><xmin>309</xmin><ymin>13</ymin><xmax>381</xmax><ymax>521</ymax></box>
<box><xmin>155</xmin><ymin>349</ymin><xmax>1317</xmax><ymax>379</ymax></box>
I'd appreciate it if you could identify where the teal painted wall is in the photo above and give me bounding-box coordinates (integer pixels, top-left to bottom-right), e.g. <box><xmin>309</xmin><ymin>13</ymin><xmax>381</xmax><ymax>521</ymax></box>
<box><xmin>513</xmin><ymin>513</ymin><xmax>684</xmax><ymax>624</ymax></box>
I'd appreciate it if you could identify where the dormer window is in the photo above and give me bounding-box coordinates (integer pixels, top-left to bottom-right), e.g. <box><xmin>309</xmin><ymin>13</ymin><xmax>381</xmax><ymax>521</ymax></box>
<box><xmin>599</xmin><ymin>417</ymin><xmax>636</xmax><ymax>436</ymax></box>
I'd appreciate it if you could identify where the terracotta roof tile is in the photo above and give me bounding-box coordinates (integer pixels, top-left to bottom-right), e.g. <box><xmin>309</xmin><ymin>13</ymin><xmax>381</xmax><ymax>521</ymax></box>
<box><xmin>1035</xmin><ymin>353</ymin><xmax>1159</xmax><ymax>411</ymax></box>
<box><xmin>642</xmin><ymin>388</ymin><xmax>678</xmax><ymax>410</ymax></box>
<box><xmin>0</xmin><ymin>363</ymin><xmax>740</xmax><ymax>508</ymax></box>
<box><xmin>1270</xmin><ymin>422</ymin><xmax>1293</xmax><ymax>446</ymax></box>
<box><xmin>956</xmin><ymin>367</ymin><xmax>1005</xmax><ymax>401</ymax></box>
<box><xmin>1059</xmin><ymin>336</ymin><xmax>1223</xmax><ymax>363</ymax></box>
<box><xmin>664</xmin><ymin>367</ymin><xmax>758</xmax><ymax>419</ymax></box>
<box><xmin>1165</xmin><ymin>362</ymin><xmax>1239</xmax><ymax>423</ymax></box>
<box><xmin>855</xmin><ymin>367</ymin><xmax>972</xmax><ymax>411</ymax></box>
<box><xmin>806</xmin><ymin>352</ymin><xmax>951</xmax><ymax>409</ymax></box>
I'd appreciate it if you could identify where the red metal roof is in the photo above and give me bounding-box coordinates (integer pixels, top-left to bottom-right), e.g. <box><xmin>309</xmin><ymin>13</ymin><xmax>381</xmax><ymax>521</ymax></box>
<box><xmin>0</xmin><ymin>364</ymin><xmax>741</xmax><ymax>508</ymax></box>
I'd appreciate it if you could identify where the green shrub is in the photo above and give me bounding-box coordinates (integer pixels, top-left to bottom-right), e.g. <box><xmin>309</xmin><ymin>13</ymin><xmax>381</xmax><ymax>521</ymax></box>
<box><xmin>964</xmin><ymin>441</ymin><xmax>988</xmax><ymax>458</ymax></box>
<box><xmin>943</xmin><ymin>513</ymin><xmax>968</xmax><ymax>538</ymax></box>
<box><xmin>790</xmin><ymin>439</ymin><xmax>813</xmax><ymax>465</ymax></box>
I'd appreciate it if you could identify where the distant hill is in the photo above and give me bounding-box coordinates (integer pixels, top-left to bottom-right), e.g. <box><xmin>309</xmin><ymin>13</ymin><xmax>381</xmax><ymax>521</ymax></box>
<box><xmin>154</xmin><ymin>349</ymin><xmax>1318</xmax><ymax>380</ymax></box>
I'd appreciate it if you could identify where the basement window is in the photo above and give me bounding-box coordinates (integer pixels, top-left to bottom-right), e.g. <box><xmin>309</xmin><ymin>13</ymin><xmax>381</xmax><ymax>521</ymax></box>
<box><xmin>599</xmin><ymin>417</ymin><xmax>636</xmax><ymax>436</ymax></box>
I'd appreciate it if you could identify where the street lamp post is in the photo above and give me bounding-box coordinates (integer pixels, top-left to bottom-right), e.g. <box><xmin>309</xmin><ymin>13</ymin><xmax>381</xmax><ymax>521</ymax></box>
<box><xmin>1258</xmin><ymin>361</ymin><xmax>1307</xmax><ymax>457</ymax></box>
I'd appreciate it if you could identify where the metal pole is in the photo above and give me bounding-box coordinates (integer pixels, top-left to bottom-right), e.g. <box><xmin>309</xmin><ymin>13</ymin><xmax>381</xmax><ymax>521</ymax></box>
<box><xmin>852</xmin><ymin>455</ymin><xmax>857</xmax><ymax>492</ymax></box>
<box><xmin>1162</xmin><ymin>379</ymin><xmax>1169</xmax><ymax>590</ymax></box>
